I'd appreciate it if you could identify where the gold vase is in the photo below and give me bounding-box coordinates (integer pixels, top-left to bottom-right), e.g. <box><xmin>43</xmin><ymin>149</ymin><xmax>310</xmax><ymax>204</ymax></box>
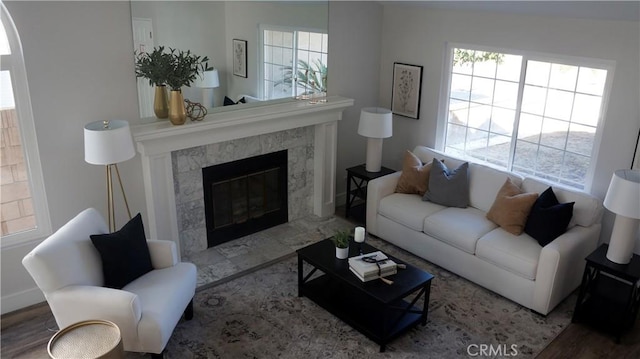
<box><xmin>153</xmin><ymin>85</ymin><xmax>169</xmax><ymax>119</ymax></box>
<box><xmin>168</xmin><ymin>90</ymin><xmax>187</xmax><ymax>125</ymax></box>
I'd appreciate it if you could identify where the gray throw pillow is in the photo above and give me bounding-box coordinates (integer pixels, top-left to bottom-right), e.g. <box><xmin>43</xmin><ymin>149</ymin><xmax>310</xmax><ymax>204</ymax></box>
<box><xmin>422</xmin><ymin>159</ymin><xmax>469</xmax><ymax>207</ymax></box>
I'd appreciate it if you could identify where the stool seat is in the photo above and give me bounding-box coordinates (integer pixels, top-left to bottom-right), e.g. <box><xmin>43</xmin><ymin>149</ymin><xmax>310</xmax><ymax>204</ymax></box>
<box><xmin>48</xmin><ymin>320</ymin><xmax>123</xmax><ymax>359</ymax></box>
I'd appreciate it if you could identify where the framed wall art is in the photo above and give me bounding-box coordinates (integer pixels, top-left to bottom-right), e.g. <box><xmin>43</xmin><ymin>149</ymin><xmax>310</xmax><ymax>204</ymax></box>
<box><xmin>233</xmin><ymin>39</ymin><xmax>248</xmax><ymax>78</ymax></box>
<box><xmin>391</xmin><ymin>62</ymin><xmax>423</xmax><ymax>119</ymax></box>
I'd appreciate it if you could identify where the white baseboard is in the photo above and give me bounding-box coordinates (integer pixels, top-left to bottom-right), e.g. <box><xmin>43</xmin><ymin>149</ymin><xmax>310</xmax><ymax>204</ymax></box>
<box><xmin>1</xmin><ymin>287</ymin><xmax>45</xmax><ymax>315</ymax></box>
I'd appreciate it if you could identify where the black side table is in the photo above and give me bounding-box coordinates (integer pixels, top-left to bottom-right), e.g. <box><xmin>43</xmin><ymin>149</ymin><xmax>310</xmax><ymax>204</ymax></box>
<box><xmin>345</xmin><ymin>164</ymin><xmax>395</xmax><ymax>223</ymax></box>
<box><xmin>572</xmin><ymin>243</ymin><xmax>640</xmax><ymax>342</ymax></box>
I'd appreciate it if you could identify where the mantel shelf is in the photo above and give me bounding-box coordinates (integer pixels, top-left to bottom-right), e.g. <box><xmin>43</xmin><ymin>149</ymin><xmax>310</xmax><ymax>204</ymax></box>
<box><xmin>131</xmin><ymin>96</ymin><xmax>354</xmax><ymax>156</ymax></box>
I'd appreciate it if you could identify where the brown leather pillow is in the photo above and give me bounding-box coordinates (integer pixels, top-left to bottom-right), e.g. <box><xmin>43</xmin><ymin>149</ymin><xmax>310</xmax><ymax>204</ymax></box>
<box><xmin>395</xmin><ymin>150</ymin><xmax>432</xmax><ymax>196</ymax></box>
<box><xmin>486</xmin><ymin>178</ymin><xmax>538</xmax><ymax>235</ymax></box>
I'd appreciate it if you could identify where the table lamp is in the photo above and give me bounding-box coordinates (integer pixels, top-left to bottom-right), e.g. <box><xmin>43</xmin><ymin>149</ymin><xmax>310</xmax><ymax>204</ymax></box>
<box><xmin>195</xmin><ymin>69</ymin><xmax>220</xmax><ymax>108</ymax></box>
<box><xmin>358</xmin><ymin>107</ymin><xmax>392</xmax><ymax>172</ymax></box>
<box><xmin>604</xmin><ymin>169</ymin><xmax>640</xmax><ymax>264</ymax></box>
<box><xmin>84</xmin><ymin>120</ymin><xmax>135</xmax><ymax>232</ymax></box>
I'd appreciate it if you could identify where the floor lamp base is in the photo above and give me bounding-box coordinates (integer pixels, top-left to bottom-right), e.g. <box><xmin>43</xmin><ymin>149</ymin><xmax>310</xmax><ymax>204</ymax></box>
<box><xmin>106</xmin><ymin>164</ymin><xmax>132</xmax><ymax>233</ymax></box>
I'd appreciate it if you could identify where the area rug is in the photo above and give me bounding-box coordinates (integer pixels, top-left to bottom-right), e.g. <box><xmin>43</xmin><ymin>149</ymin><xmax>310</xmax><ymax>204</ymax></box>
<box><xmin>161</xmin><ymin>238</ymin><xmax>574</xmax><ymax>358</ymax></box>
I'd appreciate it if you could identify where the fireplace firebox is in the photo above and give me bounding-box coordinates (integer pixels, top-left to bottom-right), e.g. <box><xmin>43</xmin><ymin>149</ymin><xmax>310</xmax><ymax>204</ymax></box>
<box><xmin>203</xmin><ymin>150</ymin><xmax>288</xmax><ymax>247</ymax></box>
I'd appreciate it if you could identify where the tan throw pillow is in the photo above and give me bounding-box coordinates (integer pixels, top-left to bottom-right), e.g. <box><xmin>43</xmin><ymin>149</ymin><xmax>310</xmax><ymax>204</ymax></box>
<box><xmin>395</xmin><ymin>150</ymin><xmax>432</xmax><ymax>195</ymax></box>
<box><xmin>486</xmin><ymin>178</ymin><xmax>539</xmax><ymax>235</ymax></box>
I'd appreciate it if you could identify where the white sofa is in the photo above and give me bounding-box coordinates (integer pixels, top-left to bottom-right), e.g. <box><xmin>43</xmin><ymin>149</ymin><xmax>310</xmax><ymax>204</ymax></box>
<box><xmin>367</xmin><ymin>146</ymin><xmax>603</xmax><ymax>315</ymax></box>
<box><xmin>22</xmin><ymin>208</ymin><xmax>197</xmax><ymax>357</ymax></box>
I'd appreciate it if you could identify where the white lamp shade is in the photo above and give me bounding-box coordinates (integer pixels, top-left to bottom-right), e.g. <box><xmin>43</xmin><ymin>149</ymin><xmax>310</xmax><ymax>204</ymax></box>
<box><xmin>358</xmin><ymin>107</ymin><xmax>392</xmax><ymax>139</ymax></box>
<box><xmin>604</xmin><ymin>169</ymin><xmax>640</xmax><ymax>219</ymax></box>
<box><xmin>194</xmin><ymin>69</ymin><xmax>220</xmax><ymax>89</ymax></box>
<box><xmin>84</xmin><ymin>120</ymin><xmax>136</xmax><ymax>165</ymax></box>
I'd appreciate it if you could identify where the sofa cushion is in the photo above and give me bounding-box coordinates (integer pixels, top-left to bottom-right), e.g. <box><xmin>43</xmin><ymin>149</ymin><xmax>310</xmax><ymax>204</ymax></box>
<box><xmin>476</xmin><ymin>228</ymin><xmax>542</xmax><ymax>280</ymax></box>
<box><xmin>469</xmin><ymin>162</ymin><xmax>524</xmax><ymax>213</ymax></box>
<box><xmin>90</xmin><ymin>213</ymin><xmax>153</xmax><ymax>289</ymax></box>
<box><xmin>486</xmin><ymin>178</ymin><xmax>539</xmax><ymax>235</ymax></box>
<box><xmin>525</xmin><ymin>187</ymin><xmax>574</xmax><ymax>246</ymax></box>
<box><xmin>521</xmin><ymin>178</ymin><xmax>603</xmax><ymax>227</ymax></box>
<box><xmin>395</xmin><ymin>150</ymin><xmax>432</xmax><ymax>195</ymax></box>
<box><xmin>423</xmin><ymin>159</ymin><xmax>469</xmax><ymax>208</ymax></box>
<box><xmin>423</xmin><ymin>207</ymin><xmax>497</xmax><ymax>254</ymax></box>
<box><xmin>379</xmin><ymin>193</ymin><xmax>446</xmax><ymax>231</ymax></box>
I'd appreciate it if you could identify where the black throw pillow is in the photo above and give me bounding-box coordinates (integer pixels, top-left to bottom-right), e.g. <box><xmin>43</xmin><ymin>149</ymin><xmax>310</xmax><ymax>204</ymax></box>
<box><xmin>90</xmin><ymin>213</ymin><xmax>153</xmax><ymax>289</ymax></box>
<box><xmin>525</xmin><ymin>187</ymin><xmax>574</xmax><ymax>247</ymax></box>
<box><xmin>223</xmin><ymin>96</ymin><xmax>246</xmax><ymax>106</ymax></box>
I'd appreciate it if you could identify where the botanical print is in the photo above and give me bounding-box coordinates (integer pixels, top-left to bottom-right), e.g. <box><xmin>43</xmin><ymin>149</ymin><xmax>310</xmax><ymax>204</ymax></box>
<box><xmin>233</xmin><ymin>39</ymin><xmax>247</xmax><ymax>78</ymax></box>
<box><xmin>396</xmin><ymin>69</ymin><xmax>415</xmax><ymax>114</ymax></box>
<box><xmin>392</xmin><ymin>63</ymin><xmax>423</xmax><ymax>119</ymax></box>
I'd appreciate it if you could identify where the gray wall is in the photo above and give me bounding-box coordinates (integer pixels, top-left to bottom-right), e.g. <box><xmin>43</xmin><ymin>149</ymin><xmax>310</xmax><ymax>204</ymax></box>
<box><xmin>1</xmin><ymin>0</ymin><xmax>638</xmax><ymax>314</ymax></box>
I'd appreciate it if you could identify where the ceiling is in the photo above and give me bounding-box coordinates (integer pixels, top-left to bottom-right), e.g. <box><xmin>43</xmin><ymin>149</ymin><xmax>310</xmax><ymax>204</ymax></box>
<box><xmin>383</xmin><ymin>1</ymin><xmax>640</xmax><ymax>22</ymax></box>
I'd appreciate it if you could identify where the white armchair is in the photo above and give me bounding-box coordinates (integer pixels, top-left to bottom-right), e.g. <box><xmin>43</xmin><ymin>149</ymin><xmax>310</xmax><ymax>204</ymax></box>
<box><xmin>22</xmin><ymin>208</ymin><xmax>197</xmax><ymax>358</ymax></box>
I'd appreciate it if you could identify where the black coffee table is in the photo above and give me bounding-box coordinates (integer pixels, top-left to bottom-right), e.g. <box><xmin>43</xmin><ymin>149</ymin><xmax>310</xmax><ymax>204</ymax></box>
<box><xmin>297</xmin><ymin>238</ymin><xmax>434</xmax><ymax>352</ymax></box>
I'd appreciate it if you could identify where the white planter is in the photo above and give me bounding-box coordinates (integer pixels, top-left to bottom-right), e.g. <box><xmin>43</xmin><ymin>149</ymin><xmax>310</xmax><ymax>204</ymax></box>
<box><xmin>336</xmin><ymin>246</ymin><xmax>349</xmax><ymax>259</ymax></box>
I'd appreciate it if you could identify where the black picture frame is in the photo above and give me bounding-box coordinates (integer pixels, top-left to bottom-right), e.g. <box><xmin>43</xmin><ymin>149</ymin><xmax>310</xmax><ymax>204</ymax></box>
<box><xmin>233</xmin><ymin>39</ymin><xmax>248</xmax><ymax>78</ymax></box>
<box><xmin>391</xmin><ymin>62</ymin><xmax>423</xmax><ymax>119</ymax></box>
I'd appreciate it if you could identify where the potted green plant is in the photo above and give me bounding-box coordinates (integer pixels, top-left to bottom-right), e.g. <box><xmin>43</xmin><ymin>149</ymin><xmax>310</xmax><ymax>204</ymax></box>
<box><xmin>135</xmin><ymin>46</ymin><xmax>173</xmax><ymax>119</ymax></box>
<box><xmin>164</xmin><ymin>48</ymin><xmax>212</xmax><ymax>125</ymax></box>
<box><xmin>332</xmin><ymin>230</ymin><xmax>350</xmax><ymax>259</ymax></box>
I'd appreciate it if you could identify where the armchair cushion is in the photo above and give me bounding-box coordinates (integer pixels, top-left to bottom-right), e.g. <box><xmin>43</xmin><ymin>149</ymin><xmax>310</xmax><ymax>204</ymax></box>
<box><xmin>90</xmin><ymin>213</ymin><xmax>153</xmax><ymax>289</ymax></box>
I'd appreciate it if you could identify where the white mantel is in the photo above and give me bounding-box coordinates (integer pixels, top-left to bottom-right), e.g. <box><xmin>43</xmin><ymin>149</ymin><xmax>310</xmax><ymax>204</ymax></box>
<box><xmin>131</xmin><ymin>96</ymin><xmax>353</xmax><ymax>256</ymax></box>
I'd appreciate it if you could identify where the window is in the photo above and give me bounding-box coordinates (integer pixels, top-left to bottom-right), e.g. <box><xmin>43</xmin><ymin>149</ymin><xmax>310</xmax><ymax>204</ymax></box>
<box><xmin>1</xmin><ymin>4</ymin><xmax>50</xmax><ymax>246</ymax></box>
<box><xmin>441</xmin><ymin>45</ymin><xmax>613</xmax><ymax>190</ymax></box>
<box><xmin>260</xmin><ymin>26</ymin><xmax>328</xmax><ymax>100</ymax></box>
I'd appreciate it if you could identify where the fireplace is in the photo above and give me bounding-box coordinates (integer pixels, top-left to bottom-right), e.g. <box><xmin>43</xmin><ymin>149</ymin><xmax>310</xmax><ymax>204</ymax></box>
<box><xmin>203</xmin><ymin>150</ymin><xmax>288</xmax><ymax>247</ymax></box>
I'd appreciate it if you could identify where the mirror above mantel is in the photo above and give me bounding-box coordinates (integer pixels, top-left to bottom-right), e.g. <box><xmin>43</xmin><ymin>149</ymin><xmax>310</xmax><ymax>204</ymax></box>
<box><xmin>130</xmin><ymin>1</ymin><xmax>328</xmax><ymax>119</ymax></box>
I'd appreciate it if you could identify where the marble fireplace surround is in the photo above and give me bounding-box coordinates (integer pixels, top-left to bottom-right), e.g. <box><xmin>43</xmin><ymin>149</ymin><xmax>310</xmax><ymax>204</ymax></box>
<box><xmin>131</xmin><ymin>96</ymin><xmax>353</xmax><ymax>259</ymax></box>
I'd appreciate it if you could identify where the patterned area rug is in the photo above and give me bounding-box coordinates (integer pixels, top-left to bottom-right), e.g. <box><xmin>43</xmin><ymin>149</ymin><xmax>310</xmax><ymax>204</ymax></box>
<box><xmin>161</xmin><ymin>237</ymin><xmax>574</xmax><ymax>358</ymax></box>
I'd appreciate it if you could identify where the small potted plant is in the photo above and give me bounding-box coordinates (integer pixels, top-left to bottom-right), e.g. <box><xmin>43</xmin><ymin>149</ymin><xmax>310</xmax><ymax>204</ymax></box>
<box><xmin>165</xmin><ymin>48</ymin><xmax>212</xmax><ymax>125</ymax></box>
<box><xmin>134</xmin><ymin>46</ymin><xmax>173</xmax><ymax>119</ymax></box>
<box><xmin>332</xmin><ymin>230</ymin><xmax>350</xmax><ymax>259</ymax></box>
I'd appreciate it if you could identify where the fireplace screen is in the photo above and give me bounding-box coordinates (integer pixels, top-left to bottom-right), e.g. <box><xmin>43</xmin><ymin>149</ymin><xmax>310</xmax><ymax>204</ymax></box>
<box><xmin>203</xmin><ymin>150</ymin><xmax>288</xmax><ymax>247</ymax></box>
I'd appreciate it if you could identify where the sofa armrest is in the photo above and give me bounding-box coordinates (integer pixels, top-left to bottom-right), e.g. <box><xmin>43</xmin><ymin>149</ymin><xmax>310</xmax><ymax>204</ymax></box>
<box><xmin>532</xmin><ymin>224</ymin><xmax>600</xmax><ymax>314</ymax></box>
<box><xmin>48</xmin><ymin>285</ymin><xmax>141</xmax><ymax>340</ymax></box>
<box><xmin>366</xmin><ymin>171</ymin><xmax>401</xmax><ymax>236</ymax></box>
<box><xmin>147</xmin><ymin>240</ymin><xmax>179</xmax><ymax>269</ymax></box>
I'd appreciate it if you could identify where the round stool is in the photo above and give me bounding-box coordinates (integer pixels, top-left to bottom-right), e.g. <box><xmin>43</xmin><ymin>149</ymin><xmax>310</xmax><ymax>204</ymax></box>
<box><xmin>48</xmin><ymin>320</ymin><xmax>124</xmax><ymax>359</ymax></box>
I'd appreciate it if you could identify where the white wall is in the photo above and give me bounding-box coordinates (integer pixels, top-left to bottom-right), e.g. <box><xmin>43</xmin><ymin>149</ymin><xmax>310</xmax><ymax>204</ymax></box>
<box><xmin>1</xmin><ymin>1</ymin><xmax>145</xmax><ymax>314</ymax></box>
<box><xmin>329</xmin><ymin>1</ymin><xmax>384</xmax><ymax>203</ymax></box>
<box><xmin>378</xmin><ymin>4</ymin><xmax>640</xmax><ymax>246</ymax></box>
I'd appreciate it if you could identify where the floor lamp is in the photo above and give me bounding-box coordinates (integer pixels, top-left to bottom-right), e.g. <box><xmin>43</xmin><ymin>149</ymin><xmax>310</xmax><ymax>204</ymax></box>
<box><xmin>604</xmin><ymin>169</ymin><xmax>640</xmax><ymax>264</ymax></box>
<box><xmin>358</xmin><ymin>107</ymin><xmax>393</xmax><ymax>172</ymax></box>
<box><xmin>84</xmin><ymin>120</ymin><xmax>136</xmax><ymax>233</ymax></box>
<box><xmin>195</xmin><ymin>69</ymin><xmax>220</xmax><ymax>108</ymax></box>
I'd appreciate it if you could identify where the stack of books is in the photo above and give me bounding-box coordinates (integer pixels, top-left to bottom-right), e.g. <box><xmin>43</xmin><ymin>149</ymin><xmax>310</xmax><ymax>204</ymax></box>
<box><xmin>348</xmin><ymin>251</ymin><xmax>397</xmax><ymax>282</ymax></box>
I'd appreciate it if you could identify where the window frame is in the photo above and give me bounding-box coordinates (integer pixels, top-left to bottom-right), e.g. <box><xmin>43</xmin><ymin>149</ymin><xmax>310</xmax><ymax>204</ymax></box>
<box><xmin>1</xmin><ymin>3</ymin><xmax>51</xmax><ymax>247</ymax></box>
<box><xmin>258</xmin><ymin>24</ymin><xmax>328</xmax><ymax>100</ymax></box>
<box><xmin>436</xmin><ymin>42</ymin><xmax>616</xmax><ymax>192</ymax></box>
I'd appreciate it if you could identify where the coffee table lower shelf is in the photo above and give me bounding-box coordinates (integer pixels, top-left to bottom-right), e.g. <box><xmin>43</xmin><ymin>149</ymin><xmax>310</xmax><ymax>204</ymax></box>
<box><xmin>300</xmin><ymin>274</ymin><xmax>425</xmax><ymax>352</ymax></box>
